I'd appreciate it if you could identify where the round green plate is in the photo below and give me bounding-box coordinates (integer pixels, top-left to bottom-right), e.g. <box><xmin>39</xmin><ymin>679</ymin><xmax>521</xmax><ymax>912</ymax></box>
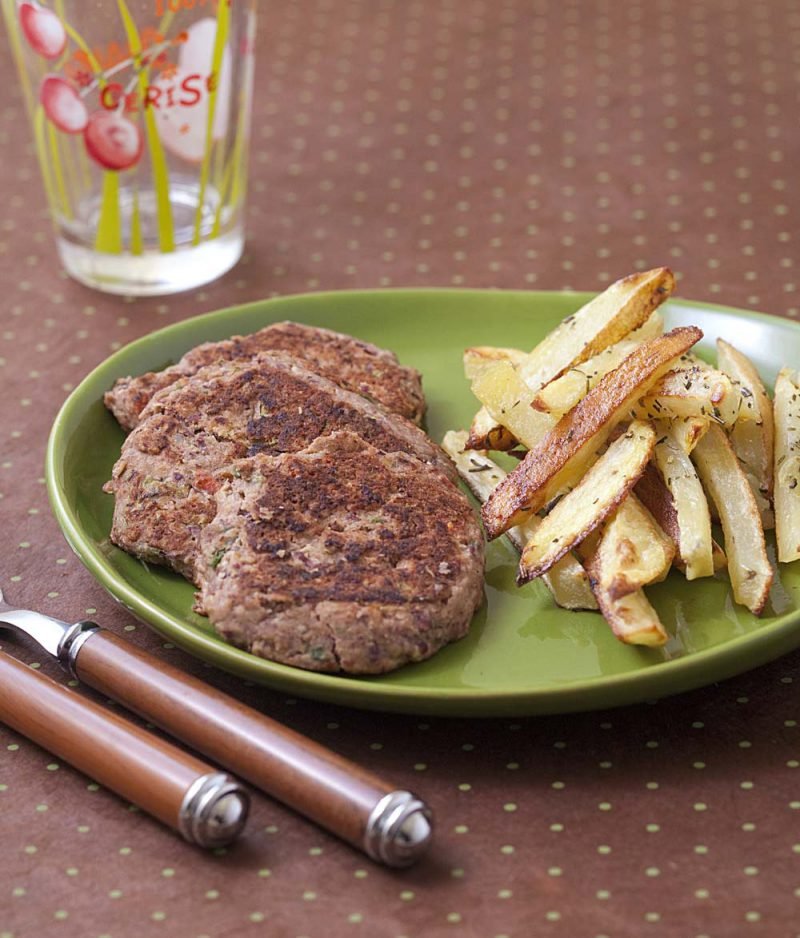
<box><xmin>45</xmin><ymin>289</ymin><xmax>800</xmax><ymax>716</ymax></box>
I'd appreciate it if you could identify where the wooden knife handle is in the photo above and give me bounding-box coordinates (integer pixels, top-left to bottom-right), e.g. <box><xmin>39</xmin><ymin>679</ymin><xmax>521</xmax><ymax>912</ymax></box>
<box><xmin>0</xmin><ymin>650</ymin><xmax>247</xmax><ymax>846</ymax></box>
<box><xmin>74</xmin><ymin>630</ymin><xmax>397</xmax><ymax>850</ymax></box>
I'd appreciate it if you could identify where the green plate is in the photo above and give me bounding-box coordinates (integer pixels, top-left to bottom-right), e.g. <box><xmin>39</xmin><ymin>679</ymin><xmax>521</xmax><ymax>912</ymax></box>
<box><xmin>45</xmin><ymin>290</ymin><xmax>800</xmax><ymax>716</ymax></box>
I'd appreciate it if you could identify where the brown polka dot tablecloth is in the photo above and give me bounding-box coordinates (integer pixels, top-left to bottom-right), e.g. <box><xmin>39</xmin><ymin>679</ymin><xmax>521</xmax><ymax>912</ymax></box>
<box><xmin>1</xmin><ymin>1</ymin><xmax>800</xmax><ymax>936</ymax></box>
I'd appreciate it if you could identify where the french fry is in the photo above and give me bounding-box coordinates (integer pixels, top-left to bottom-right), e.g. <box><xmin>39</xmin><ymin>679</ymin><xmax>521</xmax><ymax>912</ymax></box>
<box><xmin>773</xmin><ymin>368</ymin><xmax>800</xmax><ymax>563</ymax></box>
<box><xmin>532</xmin><ymin>312</ymin><xmax>665</xmax><ymax>417</ymax></box>
<box><xmin>666</xmin><ymin>416</ymin><xmax>709</xmax><ymax>455</ymax></box>
<box><xmin>590</xmin><ymin>494</ymin><xmax>675</xmax><ymax>600</ymax></box>
<box><xmin>717</xmin><ymin>338</ymin><xmax>775</xmax><ymax>521</ymax></box>
<box><xmin>469</xmin><ymin>361</ymin><xmax>557</xmax><ymax>452</ymax></box>
<box><xmin>635</xmin><ymin>458</ymin><xmax>724</xmax><ymax>579</ymax></box>
<box><xmin>467</xmin><ymin>405</ymin><xmax>517</xmax><ymax>451</ymax></box>
<box><xmin>630</xmin><ymin>365</ymin><xmax>740</xmax><ymax>426</ymax></box>
<box><xmin>576</xmin><ymin>524</ymin><xmax>669</xmax><ymax>645</ymax></box>
<box><xmin>517</xmin><ymin>421</ymin><xmax>656</xmax><ymax>582</ymax></box>
<box><xmin>515</xmin><ymin>268</ymin><xmax>675</xmax><ymax>387</ymax></box>
<box><xmin>583</xmin><ymin>556</ymin><xmax>669</xmax><ymax>646</ymax></box>
<box><xmin>463</xmin><ymin>345</ymin><xmax>527</xmax><ymax>382</ymax></box>
<box><xmin>451</xmin><ymin>268</ymin><xmax>793</xmax><ymax>648</ymax></box>
<box><xmin>441</xmin><ymin>430</ymin><xmax>597</xmax><ymax>610</ymax></box>
<box><xmin>647</xmin><ymin>423</ymin><xmax>716</xmax><ymax>579</ymax></box>
<box><xmin>691</xmin><ymin>424</ymin><xmax>773</xmax><ymax>614</ymax></box>
<box><xmin>482</xmin><ymin>326</ymin><xmax>703</xmax><ymax>539</ymax></box>
<box><xmin>470</xmin><ymin>267</ymin><xmax>676</xmax><ymax>450</ymax></box>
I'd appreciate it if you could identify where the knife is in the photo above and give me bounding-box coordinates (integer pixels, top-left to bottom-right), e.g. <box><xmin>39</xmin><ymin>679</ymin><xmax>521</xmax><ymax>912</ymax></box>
<box><xmin>0</xmin><ymin>591</ymin><xmax>432</xmax><ymax>867</ymax></box>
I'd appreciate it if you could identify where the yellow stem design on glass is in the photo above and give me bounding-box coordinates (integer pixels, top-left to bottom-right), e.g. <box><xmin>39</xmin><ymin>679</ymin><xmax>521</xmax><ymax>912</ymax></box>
<box><xmin>116</xmin><ymin>0</ymin><xmax>175</xmax><ymax>253</ymax></box>
<box><xmin>193</xmin><ymin>0</ymin><xmax>230</xmax><ymax>245</ymax></box>
<box><xmin>130</xmin><ymin>187</ymin><xmax>143</xmax><ymax>255</ymax></box>
<box><xmin>53</xmin><ymin>0</ymin><xmax>91</xmax><ymax>199</ymax></box>
<box><xmin>211</xmin><ymin>141</ymin><xmax>235</xmax><ymax>238</ymax></box>
<box><xmin>57</xmin><ymin>15</ymin><xmax>128</xmax><ymax>254</ymax></box>
<box><xmin>213</xmin><ymin>63</ymin><xmax>251</xmax><ymax>238</ymax></box>
<box><xmin>3</xmin><ymin>0</ymin><xmax>61</xmax><ymax>226</ymax></box>
<box><xmin>46</xmin><ymin>122</ymin><xmax>71</xmax><ymax>219</ymax></box>
<box><xmin>32</xmin><ymin>107</ymin><xmax>59</xmax><ymax>222</ymax></box>
<box><xmin>2</xmin><ymin>0</ymin><xmax>36</xmax><ymax>115</ymax></box>
<box><xmin>95</xmin><ymin>172</ymin><xmax>123</xmax><ymax>254</ymax></box>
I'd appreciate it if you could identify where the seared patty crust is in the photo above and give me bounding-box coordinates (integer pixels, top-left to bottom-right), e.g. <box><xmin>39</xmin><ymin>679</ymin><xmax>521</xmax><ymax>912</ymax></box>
<box><xmin>196</xmin><ymin>432</ymin><xmax>485</xmax><ymax>673</ymax></box>
<box><xmin>104</xmin><ymin>320</ymin><xmax>426</xmax><ymax>431</ymax></box>
<box><xmin>105</xmin><ymin>352</ymin><xmax>456</xmax><ymax>581</ymax></box>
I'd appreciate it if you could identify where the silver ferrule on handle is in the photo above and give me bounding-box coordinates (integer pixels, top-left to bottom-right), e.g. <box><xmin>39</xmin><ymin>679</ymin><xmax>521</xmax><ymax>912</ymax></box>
<box><xmin>57</xmin><ymin>620</ymin><xmax>101</xmax><ymax>678</ymax></box>
<box><xmin>178</xmin><ymin>772</ymin><xmax>250</xmax><ymax>848</ymax></box>
<box><xmin>363</xmin><ymin>790</ymin><xmax>433</xmax><ymax>868</ymax></box>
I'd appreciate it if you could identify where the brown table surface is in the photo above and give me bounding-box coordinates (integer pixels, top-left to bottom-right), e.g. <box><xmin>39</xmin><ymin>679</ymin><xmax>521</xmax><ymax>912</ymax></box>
<box><xmin>2</xmin><ymin>1</ymin><xmax>800</xmax><ymax>936</ymax></box>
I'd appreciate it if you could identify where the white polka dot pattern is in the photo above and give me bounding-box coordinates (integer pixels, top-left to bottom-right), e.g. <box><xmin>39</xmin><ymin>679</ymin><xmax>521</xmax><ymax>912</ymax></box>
<box><xmin>1</xmin><ymin>1</ymin><xmax>799</xmax><ymax>935</ymax></box>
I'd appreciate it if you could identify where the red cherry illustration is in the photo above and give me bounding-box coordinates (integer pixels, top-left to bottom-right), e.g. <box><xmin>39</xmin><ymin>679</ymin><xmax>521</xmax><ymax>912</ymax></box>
<box><xmin>19</xmin><ymin>2</ymin><xmax>67</xmax><ymax>60</ymax></box>
<box><xmin>84</xmin><ymin>110</ymin><xmax>144</xmax><ymax>171</ymax></box>
<box><xmin>40</xmin><ymin>75</ymin><xmax>88</xmax><ymax>134</ymax></box>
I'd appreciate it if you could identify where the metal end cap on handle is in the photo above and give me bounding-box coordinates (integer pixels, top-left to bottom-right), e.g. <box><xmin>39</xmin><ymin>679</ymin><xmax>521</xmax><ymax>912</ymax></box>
<box><xmin>178</xmin><ymin>773</ymin><xmax>250</xmax><ymax>848</ymax></box>
<box><xmin>363</xmin><ymin>790</ymin><xmax>433</xmax><ymax>868</ymax></box>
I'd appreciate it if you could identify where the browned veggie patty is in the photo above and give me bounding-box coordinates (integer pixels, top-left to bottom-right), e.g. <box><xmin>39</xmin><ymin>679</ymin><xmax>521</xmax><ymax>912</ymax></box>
<box><xmin>104</xmin><ymin>320</ymin><xmax>426</xmax><ymax>431</ymax></box>
<box><xmin>104</xmin><ymin>334</ymin><xmax>484</xmax><ymax>673</ymax></box>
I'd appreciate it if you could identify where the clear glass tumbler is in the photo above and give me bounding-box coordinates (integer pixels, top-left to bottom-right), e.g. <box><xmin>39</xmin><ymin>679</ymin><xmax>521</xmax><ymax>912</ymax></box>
<box><xmin>3</xmin><ymin>0</ymin><xmax>256</xmax><ymax>295</ymax></box>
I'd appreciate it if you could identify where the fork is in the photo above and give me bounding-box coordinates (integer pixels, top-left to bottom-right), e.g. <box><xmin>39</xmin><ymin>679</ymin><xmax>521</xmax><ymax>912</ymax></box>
<box><xmin>0</xmin><ymin>590</ymin><xmax>248</xmax><ymax>847</ymax></box>
<box><xmin>0</xmin><ymin>589</ymin><xmax>432</xmax><ymax>866</ymax></box>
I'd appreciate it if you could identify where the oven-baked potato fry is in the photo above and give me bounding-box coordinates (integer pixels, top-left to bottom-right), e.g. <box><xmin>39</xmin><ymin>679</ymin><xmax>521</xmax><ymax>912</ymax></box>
<box><xmin>645</xmin><ymin>423</ymin><xmax>716</xmax><ymax>579</ymax></box>
<box><xmin>717</xmin><ymin>338</ymin><xmax>775</xmax><ymax>527</ymax></box>
<box><xmin>470</xmin><ymin>360</ymin><xmax>557</xmax><ymax>451</ymax></box>
<box><xmin>442</xmin><ymin>430</ymin><xmax>597</xmax><ymax>610</ymax></box>
<box><xmin>583</xmin><ymin>559</ymin><xmax>669</xmax><ymax>646</ymax></box>
<box><xmin>691</xmin><ymin>424</ymin><xmax>773</xmax><ymax>614</ymax></box>
<box><xmin>666</xmin><ymin>416</ymin><xmax>709</xmax><ymax>454</ymax></box>
<box><xmin>482</xmin><ymin>326</ymin><xmax>703</xmax><ymax>539</ymax></box>
<box><xmin>635</xmin><ymin>456</ymin><xmax>725</xmax><ymax>579</ymax></box>
<box><xmin>773</xmin><ymin>367</ymin><xmax>800</xmax><ymax>563</ymax></box>
<box><xmin>469</xmin><ymin>267</ymin><xmax>676</xmax><ymax>451</ymax></box>
<box><xmin>517</xmin><ymin>421</ymin><xmax>656</xmax><ymax>582</ymax></box>
<box><xmin>463</xmin><ymin>345</ymin><xmax>527</xmax><ymax>382</ymax></box>
<box><xmin>532</xmin><ymin>313</ymin><xmax>665</xmax><ymax>417</ymax></box>
<box><xmin>590</xmin><ymin>493</ymin><xmax>675</xmax><ymax>600</ymax></box>
<box><xmin>467</xmin><ymin>405</ymin><xmax>517</xmax><ymax>451</ymax></box>
<box><xmin>630</xmin><ymin>365</ymin><xmax>740</xmax><ymax>426</ymax></box>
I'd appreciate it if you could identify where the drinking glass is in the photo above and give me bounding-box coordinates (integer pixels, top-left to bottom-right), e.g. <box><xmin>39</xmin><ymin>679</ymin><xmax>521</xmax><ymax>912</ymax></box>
<box><xmin>3</xmin><ymin>0</ymin><xmax>256</xmax><ymax>295</ymax></box>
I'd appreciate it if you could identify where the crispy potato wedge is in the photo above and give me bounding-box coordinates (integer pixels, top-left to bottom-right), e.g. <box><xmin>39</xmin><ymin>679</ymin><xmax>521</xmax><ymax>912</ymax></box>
<box><xmin>518</xmin><ymin>421</ymin><xmax>656</xmax><ymax>582</ymax></box>
<box><xmin>591</xmin><ymin>494</ymin><xmax>675</xmax><ymax>600</ymax></box>
<box><xmin>576</xmin><ymin>519</ymin><xmax>670</xmax><ymax>646</ymax></box>
<box><xmin>667</xmin><ymin>416</ymin><xmax>709</xmax><ymax>455</ymax></box>
<box><xmin>644</xmin><ymin>423</ymin><xmax>716</xmax><ymax>579</ymax></box>
<box><xmin>469</xmin><ymin>360</ymin><xmax>557</xmax><ymax>451</ymax></box>
<box><xmin>773</xmin><ymin>368</ymin><xmax>800</xmax><ymax>562</ymax></box>
<box><xmin>515</xmin><ymin>268</ymin><xmax>675</xmax><ymax>388</ymax></box>
<box><xmin>532</xmin><ymin>312</ymin><xmax>665</xmax><ymax>417</ymax></box>
<box><xmin>635</xmin><ymin>456</ymin><xmax>725</xmax><ymax>579</ymax></box>
<box><xmin>685</xmin><ymin>349</ymin><xmax>761</xmax><ymax>424</ymax></box>
<box><xmin>467</xmin><ymin>405</ymin><xmax>517</xmax><ymax>451</ymax></box>
<box><xmin>442</xmin><ymin>430</ymin><xmax>597</xmax><ymax>610</ymax></box>
<box><xmin>463</xmin><ymin>345</ymin><xmax>527</xmax><ymax>382</ymax></box>
<box><xmin>717</xmin><ymin>338</ymin><xmax>775</xmax><ymax>513</ymax></box>
<box><xmin>583</xmin><ymin>558</ymin><xmax>669</xmax><ymax>646</ymax></box>
<box><xmin>482</xmin><ymin>326</ymin><xmax>703</xmax><ymax>539</ymax></box>
<box><xmin>631</xmin><ymin>365</ymin><xmax>740</xmax><ymax>426</ymax></box>
<box><xmin>692</xmin><ymin>424</ymin><xmax>773</xmax><ymax>614</ymax></box>
<box><xmin>470</xmin><ymin>267</ymin><xmax>676</xmax><ymax>450</ymax></box>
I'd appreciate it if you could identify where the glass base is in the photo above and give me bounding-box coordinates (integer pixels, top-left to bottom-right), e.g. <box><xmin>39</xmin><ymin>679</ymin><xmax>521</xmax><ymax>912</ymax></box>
<box><xmin>57</xmin><ymin>227</ymin><xmax>244</xmax><ymax>297</ymax></box>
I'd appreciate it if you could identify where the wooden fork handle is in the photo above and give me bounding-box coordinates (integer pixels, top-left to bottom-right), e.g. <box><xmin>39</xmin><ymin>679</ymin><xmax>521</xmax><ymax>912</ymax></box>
<box><xmin>0</xmin><ymin>650</ymin><xmax>248</xmax><ymax>846</ymax></box>
<box><xmin>73</xmin><ymin>629</ymin><xmax>430</xmax><ymax>864</ymax></box>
